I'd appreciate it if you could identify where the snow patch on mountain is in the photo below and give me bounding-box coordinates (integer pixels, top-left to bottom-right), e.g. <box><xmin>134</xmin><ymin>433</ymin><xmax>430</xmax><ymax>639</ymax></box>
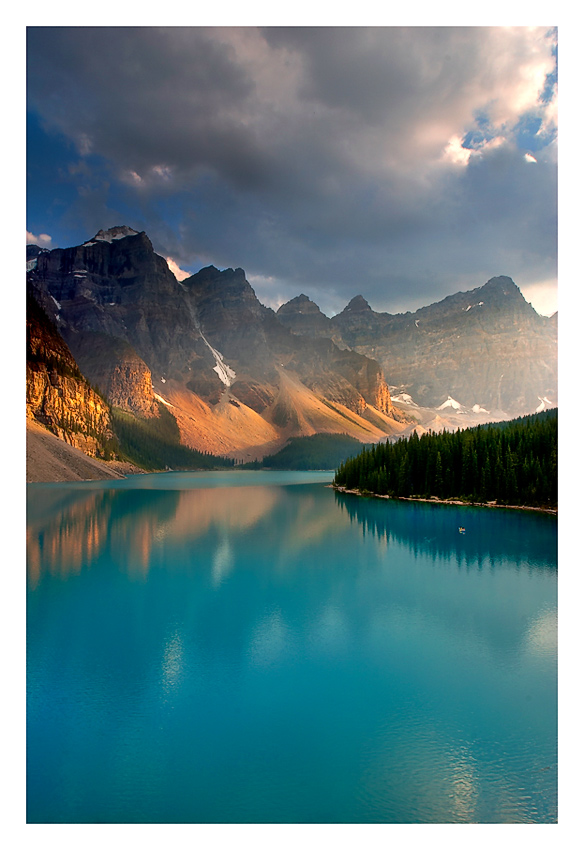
<box><xmin>391</xmin><ymin>392</ymin><xmax>418</xmax><ymax>407</ymax></box>
<box><xmin>437</xmin><ymin>396</ymin><xmax>462</xmax><ymax>410</ymax></box>
<box><xmin>183</xmin><ymin>298</ymin><xmax>237</xmax><ymax>387</ymax></box>
<box><xmin>535</xmin><ymin>397</ymin><xmax>553</xmax><ymax>413</ymax></box>
<box><xmin>202</xmin><ymin>337</ymin><xmax>236</xmax><ymax>387</ymax></box>
<box><xmin>197</xmin><ymin>325</ymin><xmax>236</xmax><ymax>386</ymax></box>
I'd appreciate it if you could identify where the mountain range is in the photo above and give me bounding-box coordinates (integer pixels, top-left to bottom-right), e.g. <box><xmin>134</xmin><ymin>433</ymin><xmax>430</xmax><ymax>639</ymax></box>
<box><xmin>277</xmin><ymin>278</ymin><xmax>557</xmax><ymax>418</ymax></box>
<box><xmin>26</xmin><ymin>226</ymin><xmax>557</xmax><ymax>478</ymax></box>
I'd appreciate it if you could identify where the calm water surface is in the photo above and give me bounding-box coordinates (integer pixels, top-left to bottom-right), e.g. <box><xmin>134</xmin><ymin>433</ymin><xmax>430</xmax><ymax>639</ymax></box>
<box><xmin>27</xmin><ymin>471</ymin><xmax>557</xmax><ymax>823</ymax></box>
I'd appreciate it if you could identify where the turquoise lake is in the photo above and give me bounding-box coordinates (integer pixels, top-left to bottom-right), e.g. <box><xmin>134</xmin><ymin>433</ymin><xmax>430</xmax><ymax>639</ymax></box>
<box><xmin>26</xmin><ymin>471</ymin><xmax>557</xmax><ymax>823</ymax></box>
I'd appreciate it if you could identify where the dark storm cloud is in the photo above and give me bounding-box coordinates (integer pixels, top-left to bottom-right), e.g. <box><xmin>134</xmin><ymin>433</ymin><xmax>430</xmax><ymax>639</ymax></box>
<box><xmin>264</xmin><ymin>27</ymin><xmax>466</xmax><ymax>129</ymax></box>
<box><xmin>27</xmin><ymin>28</ymin><xmax>261</xmax><ymax>181</ymax></box>
<box><xmin>26</xmin><ymin>26</ymin><xmax>557</xmax><ymax>314</ymax></box>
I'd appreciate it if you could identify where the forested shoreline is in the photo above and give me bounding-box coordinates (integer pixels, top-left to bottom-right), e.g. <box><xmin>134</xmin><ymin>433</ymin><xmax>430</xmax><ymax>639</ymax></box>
<box><xmin>333</xmin><ymin>409</ymin><xmax>557</xmax><ymax>509</ymax></box>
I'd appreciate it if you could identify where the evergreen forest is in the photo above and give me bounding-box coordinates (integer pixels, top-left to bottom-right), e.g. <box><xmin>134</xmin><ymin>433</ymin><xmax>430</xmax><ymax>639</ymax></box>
<box><xmin>241</xmin><ymin>433</ymin><xmax>362</xmax><ymax>470</ymax></box>
<box><xmin>112</xmin><ymin>404</ymin><xmax>234</xmax><ymax>471</ymax></box>
<box><xmin>333</xmin><ymin>409</ymin><xmax>557</xmax><ymax>508</ymax></box>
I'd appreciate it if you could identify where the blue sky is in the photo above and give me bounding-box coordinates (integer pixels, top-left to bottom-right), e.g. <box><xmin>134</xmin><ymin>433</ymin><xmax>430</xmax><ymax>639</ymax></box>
<box><xmin>26</xmin><ymin>26</ymin><xmax>558</xmax><ymax>316</ymax></box>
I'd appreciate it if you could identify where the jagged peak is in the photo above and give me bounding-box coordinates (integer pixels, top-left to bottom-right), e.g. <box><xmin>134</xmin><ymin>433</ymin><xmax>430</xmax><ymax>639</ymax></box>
<box><xmin>481</xmin><ymin>276</ymin><xmax>522</xmax><ymax>295</ymax></box>
<box><xmin>277</xmin><ymin>294</ymin><xmax>324</xmax><ymax>315</ymax></box>
<box><xmin>182</xmin><ymin>265</ymin><xmax>221</xmax><ymax>285</ymax></box>
<box><xmin>198</xmin><ymin>265</ymin><xmax>247</xmax><ymax>276</ymax></box>
<box><xmin>485</xmin><ymin>275</ymin><xmax>515</xmax><ymax>285</ymax></box>
<box><xmin>26</xmin><ymin>244</ymin><xmax>50</xmax><ymax>260</ymax></box>
<box><xmin>230</xmin><ymin>267</ymin><xmax>247</xmax><ymax>280</ymax></box>
<box><xmin>84</xmin><ymin>226</ymin><xmax>140</xmax><ymax>245</ymax></box>
<box><xmin>342</xmin><ymin>295</ymin><xmax>372</xmax><ymax>313</ymax></box>
<box><xmin>182</xmin><ymin>265</ymin><xmax>258</xmax><ymax>304</ymax></box>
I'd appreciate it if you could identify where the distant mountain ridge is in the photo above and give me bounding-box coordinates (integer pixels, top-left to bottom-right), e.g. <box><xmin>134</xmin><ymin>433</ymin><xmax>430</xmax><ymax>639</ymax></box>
<box><xmin>277</xmin><ymin>275</ymin><xmax>557</xmax><ymax>418</ymax></box>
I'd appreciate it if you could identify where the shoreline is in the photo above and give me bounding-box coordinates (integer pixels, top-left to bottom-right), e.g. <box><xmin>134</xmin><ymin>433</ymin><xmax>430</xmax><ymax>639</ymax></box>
<box><xmin>330</xmin><ymin>485</ymin><xmax>557</xmax><ymax>515</ymax></box>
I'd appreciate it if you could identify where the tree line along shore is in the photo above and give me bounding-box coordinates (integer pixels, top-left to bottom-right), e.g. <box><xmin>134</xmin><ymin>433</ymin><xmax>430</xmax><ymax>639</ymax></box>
<box><xmin>333</xmin><ymin>409</ymin><xmax>557</xmax><ymax>510</ymax></box>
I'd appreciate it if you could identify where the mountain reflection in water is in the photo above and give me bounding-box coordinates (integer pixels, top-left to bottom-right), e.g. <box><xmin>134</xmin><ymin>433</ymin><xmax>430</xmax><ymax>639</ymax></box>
<box><xmin>27</xmin><ymin>474</ymin><xmax>557</xmax><ymax>823</ymax></box>
<box><xmin>27</xmin><ymin>485</ymin><xmax>283</xmax><ymax>584</ymax></box>
<box><xmin>28</xmin><ymin>478</ymin><xmax>556</xmax><ymax>588</ymax></box>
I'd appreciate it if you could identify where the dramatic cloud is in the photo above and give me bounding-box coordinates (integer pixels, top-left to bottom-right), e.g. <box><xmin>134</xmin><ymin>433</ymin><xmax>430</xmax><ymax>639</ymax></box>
<box><xmin>166</xmin><ymin>257</ymin><xmax>191</xmax><ymax>281</ymax></box>
<box><xmin>521</xmin><ymin>278</ymin><xmax>558</xmax><ymax>317</ymax></box>
<box><xmin>26</xmin><ymin>26</ymin><xmax>557</xmax><ymax>315</ymax></box>
<box><xmin>26</xmin><ymin>231</ymin><xmax>52</xmax><ymax>247</ymax></box>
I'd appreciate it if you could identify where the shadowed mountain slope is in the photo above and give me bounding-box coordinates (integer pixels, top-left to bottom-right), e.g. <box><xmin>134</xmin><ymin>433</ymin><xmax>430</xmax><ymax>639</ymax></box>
<box><xmin>27</xmin><ymin>228</ymin><xmax>407</xmax><ymax>460</ymax></box>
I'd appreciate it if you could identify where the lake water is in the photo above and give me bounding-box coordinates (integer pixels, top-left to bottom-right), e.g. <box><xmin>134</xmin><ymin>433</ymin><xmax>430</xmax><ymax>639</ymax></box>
<box><xmin>27</xmin><ymin>471</ymin><xmax>557</xmax><ymax>823</ymax></box>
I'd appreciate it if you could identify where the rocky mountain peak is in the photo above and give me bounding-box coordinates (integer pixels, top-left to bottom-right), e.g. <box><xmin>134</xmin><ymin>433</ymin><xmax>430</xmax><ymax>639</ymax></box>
<box><xmin>27</xmin><ymin>226</ymin><xmax>409</xmax><ymax>468</ymax></box>
<box><xmin>276</xmin><ymin>293</ymin><xmax>335</xmax><ymax>341</ymax></box>
<box><xmin>85</xmin><ymin>225</ymin><xmax>141</xmax><ymax>245</ymax></box>
<box><xmin>479</xmin><ymin>276</ymin><xmax>527</xmax><ymax>302</ymax></box>
<box><xmin>185</xmin><ymin>265</ymin><xmax>247</xmax><ymax>285</ymax></box>
<box><xmin>277</xmin><ymin>294</ymin><xmax>324</xmax><ymax>316</ymax></box>
<box><xmin>342</xmin><ymin>295</ymin><xmax>372</xmax><ymax>314</ymax></box>
<box><xmin>484</xmin><ymin>275</ymin><xmax>516</xmax><ymax>289</ymax></box>
<box><xmin>329</xmin><ymin>274</ymin><xmax>556</xmax><ymax>416</ymax></box>
<box><xmin>27</xmin><ymin>244</ymin><xmax>49</xmax><ymax>260</ymax></box>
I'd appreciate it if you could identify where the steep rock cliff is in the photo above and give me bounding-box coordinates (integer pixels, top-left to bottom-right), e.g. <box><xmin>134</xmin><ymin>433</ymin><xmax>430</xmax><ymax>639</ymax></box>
<box><xmin>276</xmin><ymin>294</ymin><xmax>336</xmax><ymax>339</ymax></box>
<box><xmin>26</xmin><ymin>292</ymin><xmax>115</xmax><ymax>457</ymax></box>
<box><xmin>64</xmin><ymin>331</ymin><xmax>159</xmax><ymax>418</ymax></box>
<box><xmin>28</xmin><ymin>230</ymin><xmax>406</xmax><ymax>452</ymax></box>
<box><xmin>28</xmin><ymin>227</ymin><xmax>203</xmax><ymax>381</ymax></box>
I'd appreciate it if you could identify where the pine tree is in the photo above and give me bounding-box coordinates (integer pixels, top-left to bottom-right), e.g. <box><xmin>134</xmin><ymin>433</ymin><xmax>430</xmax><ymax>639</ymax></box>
<box><xmin>435</xmin><ymin>451</ymin><xmax>444</xmax><ymax>497</ymax></box>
